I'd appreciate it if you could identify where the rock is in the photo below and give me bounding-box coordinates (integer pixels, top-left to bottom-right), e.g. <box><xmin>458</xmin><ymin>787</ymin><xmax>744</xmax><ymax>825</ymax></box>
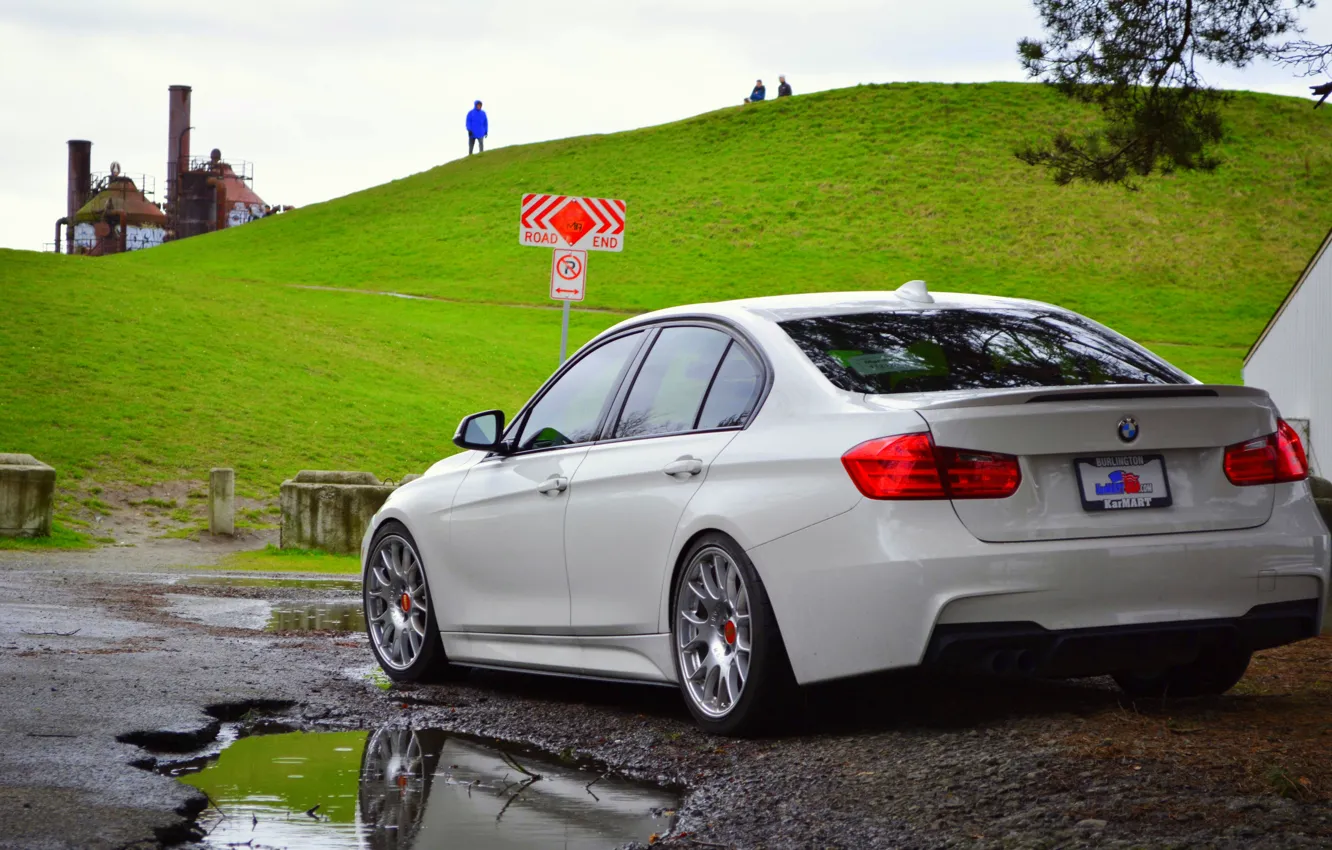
<box><xmin>1075</xmin><ymin>819</ymin><xmax>1108</xmax><ymax>830</ymax></box>
<box><xmin>0</xmin><ymin>453</ymin><xmax>55</xmax><ymax>538</ymax></box>
<box><xmin>279</xmin><ymin>470</ymin><xmax>395</xmax><ymax>554</ymax></box>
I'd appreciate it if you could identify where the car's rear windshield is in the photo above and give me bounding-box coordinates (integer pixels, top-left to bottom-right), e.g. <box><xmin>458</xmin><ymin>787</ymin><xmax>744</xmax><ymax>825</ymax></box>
<box><xmin>778</xmin><ymin>308</ymin><xmax>1191</xmax><ymax>394</ymax></box>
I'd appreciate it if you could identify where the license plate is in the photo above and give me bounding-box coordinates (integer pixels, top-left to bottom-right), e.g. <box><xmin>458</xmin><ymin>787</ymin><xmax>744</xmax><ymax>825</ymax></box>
<box><xmin>1074</xmin><ymin>454</ymin><xmax>1172</xmax><ymax>511</ymax></box>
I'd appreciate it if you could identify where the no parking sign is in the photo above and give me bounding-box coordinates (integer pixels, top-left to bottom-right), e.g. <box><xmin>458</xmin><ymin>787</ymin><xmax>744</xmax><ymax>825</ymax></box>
<box><xmin>550</xmin><ymin>249</ymin><xmax>586</xmax><ymax>302</ymax></box>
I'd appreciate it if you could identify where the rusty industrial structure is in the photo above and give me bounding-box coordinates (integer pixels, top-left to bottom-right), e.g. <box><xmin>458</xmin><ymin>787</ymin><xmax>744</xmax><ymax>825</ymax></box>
<box><xmin>57</xmin><ymin>142</ymin><xmax>165</xmax><ymax>256</ymax></box>
<box><xmin>55</xmin><ymin>85</ymin><xmax>279</xmax><ymax>255</ymax></box>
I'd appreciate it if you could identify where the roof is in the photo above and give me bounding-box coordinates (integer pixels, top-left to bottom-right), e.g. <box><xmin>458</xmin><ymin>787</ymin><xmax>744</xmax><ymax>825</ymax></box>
<box><xmin>733</xmin><ymin>290</ymin><xmax>1051</xmax><ymax>321</ymax></box>
<box><xmin>74</xmin><ymin>176</ymin><xmax>167</xmax><ymax>226</ymax></box>
<box><xmin>1244</xmin><ymin>224</ymin><xmax>1332</xmax><ymax>364</ymax></box>
<box><xmin>212</xmin><ymin>163</ymin><xmax>265</xmax><ymax>208</ymax></box>
<box><xmin>625</xmin><ymin>286</ymin><xmax>1060</xmax><ymax>326</ymax></box>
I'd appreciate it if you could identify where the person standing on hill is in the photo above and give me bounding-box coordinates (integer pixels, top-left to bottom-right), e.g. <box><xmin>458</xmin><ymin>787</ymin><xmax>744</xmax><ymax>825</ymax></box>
<box><xmin>777</xmin><ymin>75</ymin><xmax>792</xmax><ymax>97</ymax></box>
<box><xmin>745</xmin><ymin>79</ymin><xmax>766</xmax><ymax>104</ymax></box>
<box><xmin>466</xmin><ymin>100</ymin><xmax>488</xmax><ymax>155</ymax></box>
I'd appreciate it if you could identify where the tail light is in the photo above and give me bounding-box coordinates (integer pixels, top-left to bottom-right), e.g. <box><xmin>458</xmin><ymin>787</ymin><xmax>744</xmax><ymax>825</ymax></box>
<box><xmin>842</xmin><ymin>433</ymin><xmax>1021</xmax><ymax>500</ymax></box>
<box><xmin>1223</xmin><ymin>419</ymin><xmax>1309</xmax><ymax>486</ymax></box>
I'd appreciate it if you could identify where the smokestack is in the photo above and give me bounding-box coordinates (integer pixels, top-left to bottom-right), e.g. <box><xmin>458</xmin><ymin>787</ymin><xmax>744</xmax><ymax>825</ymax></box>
<box><xmin>66</xmin><ymin>140</ymin><xmax>91</xmax><ymax>254</ymax></box>
<box><xmin>166</xmin><ymin>84</ymin><xmax>192</xmax><ymax>231</ymax></box>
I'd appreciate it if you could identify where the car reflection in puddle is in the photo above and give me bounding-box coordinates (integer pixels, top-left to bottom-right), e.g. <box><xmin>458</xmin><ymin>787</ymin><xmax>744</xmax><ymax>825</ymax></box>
<box><xmin>267</xmin><ymin>602</ymin><xmax>366</xmax><ymax>633</ymax></box>
<box><xmin>176</xmin><ymin>727</ymin><xmax>679</xmax><ymax>849</ymax></box>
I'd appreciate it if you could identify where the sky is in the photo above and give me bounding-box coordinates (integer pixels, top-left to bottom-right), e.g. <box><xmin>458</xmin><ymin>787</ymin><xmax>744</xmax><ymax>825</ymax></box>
<box><xmin>3</xmin><ymin>0</ymin><xmax>1331</xmax><ymax>252</ymax></box>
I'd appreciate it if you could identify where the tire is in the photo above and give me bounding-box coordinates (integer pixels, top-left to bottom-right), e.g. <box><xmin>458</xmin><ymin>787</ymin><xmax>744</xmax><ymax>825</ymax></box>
<box><xmin>1113</xmin><ymin>644</ymin><xmax>1251</xmax><ymax>699</ymax></box>
<box><xmin>363</xmin><ymin>521</ymin><xmax>467</xmax><ymax>683</ymax></box>
<box><xmin>671</xmin><ymin>532</ymin><xmax>797</xmax><ymax>736</ymax></box>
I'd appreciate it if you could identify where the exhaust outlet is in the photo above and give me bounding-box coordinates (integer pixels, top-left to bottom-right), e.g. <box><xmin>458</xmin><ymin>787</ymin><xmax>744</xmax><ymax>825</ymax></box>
<box><xmin>1015</xmin><ymin>650</ymin><xmax>1037</xmax><ymax>674</ymax></box>
<box><xmin>984</xmin><ymin>650</ymin><xmax>1013</xmax><ymax>674</ymax></box>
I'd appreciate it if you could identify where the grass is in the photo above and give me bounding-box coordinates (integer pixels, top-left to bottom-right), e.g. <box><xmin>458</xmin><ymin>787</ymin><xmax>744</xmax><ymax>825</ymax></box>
<box><xmin>0</xmin><ymin>523</ymin><xmax>94</xmax><ymax>551</ymax></box>
<box><xmin>3</xmin><ymin>82</ymin><xmax>1332</xmax><ymax>493</ymax></box>
<box><xmin>157</xmin><ymin>523</ymin><xmax>208</xmax><ymax>540</ymax></box>
<box><xmin>203</xmin><ymin>545</ymin><xmax>361</xmax><ymax>574</ymax></box>
<box><xmin>0</xmin><ymin>250</ymin><xmax>618</xmax><ymax>495</ymax></box>
<box><xmin>126</xmin><ymin>83</ymin><xmax>1332</xmax><ymax>355</ymax></box>
<box><xmin>80</xmin><ymin>497</ymin><xmax>112</xmax><ymax>514</ymax></box>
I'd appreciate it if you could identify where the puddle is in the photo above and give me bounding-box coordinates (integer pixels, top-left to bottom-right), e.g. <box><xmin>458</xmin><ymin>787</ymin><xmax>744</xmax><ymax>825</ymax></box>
<box><xmin>172</xmin><ymin>727</ymin><xmax>679</xmax><ymax>849</ymax></box>
<box><xmin>165</xmin><ymin>596</ymin><xmax>365</xmax><ymax>632</ymax></box>
<box><xmin>166</xmin><ymin>595</ymin><xmax>273</xmax><ymax>630</ymax></box>
<box><xmin>173</xmin><ymin>576</ymin><xmax>361</xmax><ymax>592</ymax></box>
<box><xmin>268</xmin><ymin>602</ymin><xmax>366</xmax><ymax>633</ymax></box>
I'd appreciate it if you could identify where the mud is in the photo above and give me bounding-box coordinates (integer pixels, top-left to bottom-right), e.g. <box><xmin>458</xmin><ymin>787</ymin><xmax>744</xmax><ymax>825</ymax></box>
<box><xmin>53</xmin><ymin>477</ymin><xmax>279</xmax><ymax>547</ymax></box>
<box><xmin>2</xmin><ymin>542</ymin><xmax>1331</xmax><ymax>850</ymax></box>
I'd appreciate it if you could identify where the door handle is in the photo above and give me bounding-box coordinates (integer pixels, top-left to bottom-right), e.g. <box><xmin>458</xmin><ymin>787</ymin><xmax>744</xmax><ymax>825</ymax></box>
<box><xmin>663</xmin><ymin>457</ymin><xmax>704</xmax><ymax>478</ymax></box>
<box><xmin>536</xmin><ymin>475</ymin><xmax>569</xmax><ymax>495</ymax></box>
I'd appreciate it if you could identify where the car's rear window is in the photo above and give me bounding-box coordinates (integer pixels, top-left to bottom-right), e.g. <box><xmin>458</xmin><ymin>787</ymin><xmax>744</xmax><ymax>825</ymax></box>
<box><xmin>778</xmin><ymin>308</ymin><xmax>1190</xmax><ymax>394</ymax></box>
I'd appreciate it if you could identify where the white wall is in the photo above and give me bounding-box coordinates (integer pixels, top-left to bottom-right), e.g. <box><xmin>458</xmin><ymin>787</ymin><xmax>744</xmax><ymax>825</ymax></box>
<box><xmin>1244</xmin><ymin>238</ymin><xmax>1332</xmax><ymax>478</ymax></box>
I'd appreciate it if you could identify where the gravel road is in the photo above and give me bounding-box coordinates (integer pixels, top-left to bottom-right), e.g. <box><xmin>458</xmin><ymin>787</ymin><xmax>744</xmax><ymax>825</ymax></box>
<box><xmin>1</xmin><ymin>542</ymin><xmax>1329</xmax><ymax>849</ymax></box>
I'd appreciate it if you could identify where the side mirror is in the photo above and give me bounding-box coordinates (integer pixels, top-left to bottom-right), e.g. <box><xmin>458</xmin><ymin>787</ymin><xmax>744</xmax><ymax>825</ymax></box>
<box><xmin>453</xmin><ymin>410</ymin><xmax>508</xmax><ymax>453</ymax></box>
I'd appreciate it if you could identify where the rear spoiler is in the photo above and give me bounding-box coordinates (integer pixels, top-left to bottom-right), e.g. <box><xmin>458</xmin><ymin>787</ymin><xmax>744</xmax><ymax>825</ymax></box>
<box><xmin>1024</xmin><ymin>387</ymin><xmax>1218</xmax><ymax>403</ymax></box>
<box><xmin>866</xmin><ymin>384</ymin><xmax>1271</xmax><ymax>411</ymax></box>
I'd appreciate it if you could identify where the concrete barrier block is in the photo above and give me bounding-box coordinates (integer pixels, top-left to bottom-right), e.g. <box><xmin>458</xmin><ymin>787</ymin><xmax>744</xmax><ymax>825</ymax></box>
<box><xmin>1309</xmin><ymin>475</ymin><xmax>1332</xmax><ymax>500</ymax></box>
<box><xmin>280</xmin><ymin>470</ymin><xmax>394</xmax><ymax>555</ymax></box>
<box><xmin>209</xmin><ymin>468</ymin><xmax>235</xmax><ymax>536</ymax></box>
<box><xmin>0</xmin><ymin>453</ymin><xmax>55</xmax><ymax>538</ymax></box>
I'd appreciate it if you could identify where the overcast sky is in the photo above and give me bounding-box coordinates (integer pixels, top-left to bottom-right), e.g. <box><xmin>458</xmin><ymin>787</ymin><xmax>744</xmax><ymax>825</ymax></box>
<box><xmin>3</xmin><ymin>0</ymin><xmax>1330</xmax><ymax>253</ymax></box>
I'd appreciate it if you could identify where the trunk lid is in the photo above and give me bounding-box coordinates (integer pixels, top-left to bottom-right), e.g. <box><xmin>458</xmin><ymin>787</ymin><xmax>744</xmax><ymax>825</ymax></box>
<box><xmin>869</xmin><ymin>385</ymin><xmax>1279</xmax><ymax>542</ymax></box>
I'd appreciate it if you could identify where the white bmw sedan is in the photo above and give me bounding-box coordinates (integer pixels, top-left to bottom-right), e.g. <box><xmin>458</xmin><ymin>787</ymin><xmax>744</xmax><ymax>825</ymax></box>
<box><xmin>362</xmin><ymin>283</ymin><xmax>1329</xmax><ymax>735</ymax></box>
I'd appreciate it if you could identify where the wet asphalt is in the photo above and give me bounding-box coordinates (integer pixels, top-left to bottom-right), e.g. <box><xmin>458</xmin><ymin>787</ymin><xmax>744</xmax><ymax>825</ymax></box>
<box><xmin>1</xmin><ymin>543</ymin><xmax>1330</xmax><ymax>850</ymax></box>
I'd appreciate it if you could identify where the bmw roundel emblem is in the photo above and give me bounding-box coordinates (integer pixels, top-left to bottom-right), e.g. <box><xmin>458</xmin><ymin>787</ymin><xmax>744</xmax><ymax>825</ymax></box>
<box><xmin>1117</xmin><ymin>416</ymin><xmax>1139</xmax><ymax>443</ymax></box>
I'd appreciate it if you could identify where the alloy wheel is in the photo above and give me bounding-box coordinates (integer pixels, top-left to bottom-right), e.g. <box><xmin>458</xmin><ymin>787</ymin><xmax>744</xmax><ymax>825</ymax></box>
<box><xmin>366</xmin><ymin>535</ymin><xmax>430</xmax><ymax>670</ymax></box>
<box><xmin>675</xmin><ymin>546</ymin><xmax>752</xmax><ymax>717</ymax></box>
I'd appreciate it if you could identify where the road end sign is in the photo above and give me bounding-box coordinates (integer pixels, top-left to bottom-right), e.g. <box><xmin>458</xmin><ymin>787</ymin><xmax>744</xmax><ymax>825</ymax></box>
<box><xmin>521</xmin><ymin>194</ymin><xmax>625</xmax><ymax>252</ymax></box>
<box><xmin>550</xmin><ymin>249</ymin><xmax>587</xmax><ymax>302</ymax></box>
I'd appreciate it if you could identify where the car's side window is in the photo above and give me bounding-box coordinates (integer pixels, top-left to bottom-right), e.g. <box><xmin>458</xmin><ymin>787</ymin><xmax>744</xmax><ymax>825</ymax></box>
<box><xmin>515</xmin><ymin>332</ymin><xmax>644</xmax><ymax>452</ymax></box>
<box><xmin>614</xmin><ymin>327</ymin><xmax>731</xmax><ymax>439</ymax></box>
<box><xmin>697</xmin><ymin>342</ymin><xmax>762</xmax><ymax>429</ymax></box>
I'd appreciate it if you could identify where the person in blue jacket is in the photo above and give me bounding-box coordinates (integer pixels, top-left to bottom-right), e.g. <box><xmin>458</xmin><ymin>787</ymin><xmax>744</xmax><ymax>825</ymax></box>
<box><xmin>744</xmin><ymin>80</ymin><xmax>766</xmax><ymax>104</ymax></box>
<box><xmin>466</xmin><ymin>100</ymin><xmax>488</xmax><ymax>155</ymax></box>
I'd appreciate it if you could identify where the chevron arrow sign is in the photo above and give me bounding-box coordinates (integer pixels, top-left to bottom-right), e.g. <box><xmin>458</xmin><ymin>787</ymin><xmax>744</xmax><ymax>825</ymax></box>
<box><xmin>520</xmin><ymin>194</ymin><xmax>626</xmax><ymax>252</ymax></box>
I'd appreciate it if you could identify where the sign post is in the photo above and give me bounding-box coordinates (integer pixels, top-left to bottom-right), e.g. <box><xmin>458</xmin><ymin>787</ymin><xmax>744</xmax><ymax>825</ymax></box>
<box><xmin>520</xmin><ymin>194</ymin><xmax>626</xmax><ymax>364</ymax></box>
<box><xmin>550</xmin><ymin>249</ymin><xmax>586</xmax><ymax>363</ymax></box>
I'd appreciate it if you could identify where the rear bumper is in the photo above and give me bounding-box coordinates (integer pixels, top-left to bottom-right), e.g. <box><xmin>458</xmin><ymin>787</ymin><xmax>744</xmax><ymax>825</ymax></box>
<box><xmin>747</xmin><ymin>485</ymin><xmax>1330</xmax><ymax>685</ymax></box>
<box><xmin>923</xmin><ymin>598</ymin><xmax>1320</xmax><ymax>678</ymax></box>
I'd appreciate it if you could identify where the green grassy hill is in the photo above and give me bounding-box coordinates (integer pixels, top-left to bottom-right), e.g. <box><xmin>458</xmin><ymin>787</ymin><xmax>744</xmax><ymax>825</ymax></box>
<box><xmin>128</xmin><ymin>82</ymin><xmax>1332</xmax><ymax>366</ymax></box>
<box><xmin>4</xmin><ymin>82</ymin><xmax>1331</xmax><ymax>503</ymax></box>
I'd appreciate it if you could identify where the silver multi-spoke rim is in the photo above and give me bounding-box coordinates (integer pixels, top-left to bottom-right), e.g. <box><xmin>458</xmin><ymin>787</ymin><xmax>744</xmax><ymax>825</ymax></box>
<box><xmin>675</xmin><ymin>546</ymin><xmax>752</xmax><ymax>718</ymax></box>
<box><xmin>360</xmin><ymin>727</ymin><xmax>428</xmax><ymax>841</ymax></box>
<box><xmin>365</xmin><ymin>535</ymin><xmax>430</xmax><ymax>670</ymax></box>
